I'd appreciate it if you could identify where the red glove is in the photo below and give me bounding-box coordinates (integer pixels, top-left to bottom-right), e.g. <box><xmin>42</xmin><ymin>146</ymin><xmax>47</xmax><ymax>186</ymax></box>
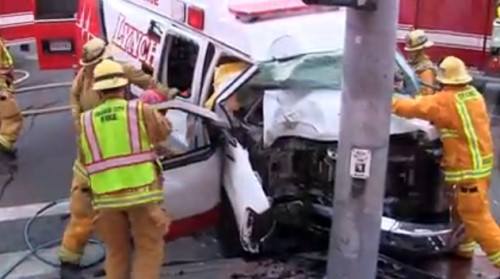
<box><xmin>140</xmin><ymin>89</ymin><xmax>168</xmax><ymax>104</ymax></box>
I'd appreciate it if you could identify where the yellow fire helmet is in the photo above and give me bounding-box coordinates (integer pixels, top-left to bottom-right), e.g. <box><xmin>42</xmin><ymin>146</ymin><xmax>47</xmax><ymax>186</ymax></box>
<box><xmin>80</xmin><ymin>37</ymin><xmax>111</xmax><ymax>66</ymax></box>
<box><xmin>92</xmin><ymin>59</ymin><xmax>129</xmax><ymax>91</ymax></box>
<box><xmin>404</xmin><ymin>29</ymin><xmax>434</xmax><ymax>52</ymax></box>
<box><xmin>436</xmin><ymin>56</ymin><xmax>472</xmax><ymax>85</ymax></box>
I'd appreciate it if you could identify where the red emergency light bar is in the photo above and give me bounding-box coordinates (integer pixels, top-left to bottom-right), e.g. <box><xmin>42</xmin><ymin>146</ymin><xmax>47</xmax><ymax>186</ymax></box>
<box><xmin>170</xmin><ymin>0</ymin><xmax>204</xmax><ymax>30</ymax></box>
<box><xmin>229</xmin><ymin>0</ymin><xmax>338</xmax><ymax>23</ymax></box>
<box><xmin>187</xmin><ymin>6</ymin><xmax>205</xmax><ymax>30</ymax></box>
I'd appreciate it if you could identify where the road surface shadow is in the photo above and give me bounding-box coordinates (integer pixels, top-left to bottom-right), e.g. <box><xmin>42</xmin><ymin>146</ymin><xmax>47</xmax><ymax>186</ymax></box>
<box><xmin>415</xmin><ymin>254</ymin><xmax>497</xmax><ymax>279</ymax></box>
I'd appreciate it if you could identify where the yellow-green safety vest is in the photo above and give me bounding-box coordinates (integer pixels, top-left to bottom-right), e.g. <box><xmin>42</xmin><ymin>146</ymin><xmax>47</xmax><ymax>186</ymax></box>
<box><xmin>80</xmin><ymin>99</ymin><xmax>162</xmax><ymax>209</ymax></box>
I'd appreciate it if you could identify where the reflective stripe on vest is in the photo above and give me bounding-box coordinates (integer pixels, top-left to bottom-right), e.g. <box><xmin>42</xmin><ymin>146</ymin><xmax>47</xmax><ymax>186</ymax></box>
<box><xmin>457</xmin><ymin>241</ymin><xmax>477</xmax><ymax>253</ymax></box>
<box><xmin>443</xmin><ymin>88</ymin><xmax>493</xmax><ymax>182</ymax></box>
<box><xmin>440</xmin><ymin>128</ymin><xmax>458</xmax><ymax>139</ymax></box>
<box><xmin>82</xmin><ymin>100</ymin><xmax>156</xmax><ymax>175</ymax></box>
<box><xmin>80</xmin><ymin>99</ymin><xmax>157</xmax><ymax>197</ymax></box>
<box><xmin>443</xmin><ymin>155</ymin><xmax>493</xmax><ymax>182</ymax></box>
<box><xmin>489</xmin><ymin>250</ymin><xmax>500</xmax><ymax>266</ymax></box>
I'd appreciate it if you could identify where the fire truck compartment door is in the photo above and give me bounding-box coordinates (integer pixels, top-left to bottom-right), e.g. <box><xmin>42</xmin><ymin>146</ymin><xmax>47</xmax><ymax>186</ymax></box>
<box><xmin>33</xmin><ymin>0</ymin><xmax>78</xmax><ymax>70</ymax></box>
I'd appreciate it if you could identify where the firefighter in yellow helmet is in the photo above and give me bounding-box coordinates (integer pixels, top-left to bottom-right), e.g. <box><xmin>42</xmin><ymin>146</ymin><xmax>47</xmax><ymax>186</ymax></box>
<box><xmin>78</xmin><ymin>59</ymin><xmax>170</xmax><ymax>279</ymax></box>
<box><xmin>0</xmin><ymin>37</ymin><xmax>22</xmax><ymax>157</ymax></box>
<box><xmin>404</xmin><ymin>29</ymin><xmax>437</xmax><ymax>96</ymax></box>
<box><xmin>392</xmin><ymin>56</ymin><xmax>500</xmax><ymax>268</ymax></box>
<box><xmin>59</xmin><ymin>37</ymin><xmax>177</xmax><ymax>278</ymax></box>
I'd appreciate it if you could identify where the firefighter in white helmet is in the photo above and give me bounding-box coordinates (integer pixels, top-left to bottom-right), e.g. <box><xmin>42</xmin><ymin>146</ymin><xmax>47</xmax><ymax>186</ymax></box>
<box><xmin>0</xmin><ymin>37</ymin><xmax>22</xmax><ymax>157</ymax></box>
<box><xmin>404</xmin><ymin>29</ymin><xmax>437</xmax><ymax>96</ymax></box>
<box><xmin>78</xmin><ymin>59</ymin><xmax>170</xmax><ymax>279</ymax></box>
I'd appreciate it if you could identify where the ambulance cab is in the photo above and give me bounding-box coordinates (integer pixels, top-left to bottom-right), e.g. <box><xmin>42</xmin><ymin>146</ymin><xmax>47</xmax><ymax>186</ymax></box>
<box><xmin>81</xmin><ymin>0</ymin><xmax>457</xmax><ymax>257</ymax></box>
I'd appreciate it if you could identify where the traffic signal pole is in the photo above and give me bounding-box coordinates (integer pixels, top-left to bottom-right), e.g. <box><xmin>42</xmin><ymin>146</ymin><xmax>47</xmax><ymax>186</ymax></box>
<box><xmin>326</xmin><ymin>0</ymin><xmax>399</xmax><ymax>278</ymax></box>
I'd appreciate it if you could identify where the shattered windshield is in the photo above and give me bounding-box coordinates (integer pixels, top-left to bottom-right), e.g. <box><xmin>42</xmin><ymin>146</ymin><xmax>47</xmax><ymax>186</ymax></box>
<box><xmin>247</xmin><ymin>50</ymin><xmax>343</xmax><ymax>90</ymax></box>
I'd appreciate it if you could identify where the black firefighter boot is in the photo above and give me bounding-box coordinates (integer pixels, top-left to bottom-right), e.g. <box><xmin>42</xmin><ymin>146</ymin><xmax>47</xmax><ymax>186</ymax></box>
<box><xmin>0</xmin><ymin>143</ymin><xmax>16</xmax><ymax>160</ymax></box>
<box><xmin>60</xmin><ymin>262</ymin><xmax>86</xmax><ymax>279</ymax></box>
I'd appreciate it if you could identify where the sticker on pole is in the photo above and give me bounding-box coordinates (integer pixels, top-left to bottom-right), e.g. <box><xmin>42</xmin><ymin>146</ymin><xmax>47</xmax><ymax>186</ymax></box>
<box><xmin>349</xmin><ymin>148</ymin><xmax>372</xmax><ymax>179</ymax></box>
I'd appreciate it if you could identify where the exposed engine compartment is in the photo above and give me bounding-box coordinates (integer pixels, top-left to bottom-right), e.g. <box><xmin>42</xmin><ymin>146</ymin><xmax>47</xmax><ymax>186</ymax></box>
<box><xmin>231</xmin><ymin>106</ymin><xmax>449</xmax><ymax>242</ymax></box>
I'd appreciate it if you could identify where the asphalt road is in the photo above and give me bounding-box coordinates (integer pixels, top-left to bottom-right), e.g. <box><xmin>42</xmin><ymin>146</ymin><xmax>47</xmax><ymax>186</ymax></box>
<box><xmin>0</xmin><ymin>46</ymin><xmax>72</xmax><ymax>249</ymax></box>
<box><xmin>0</xmin><ymin>45</ymin><xmax>223</xmax><ymax>279</ymax></box>
<box><xmin>3</xmin><ymin>44</ymin><xmax>500</xmax><ymax>279</ymax></box>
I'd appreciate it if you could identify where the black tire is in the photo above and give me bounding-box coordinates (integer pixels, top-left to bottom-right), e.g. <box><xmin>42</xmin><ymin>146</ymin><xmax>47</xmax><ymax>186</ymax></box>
<box><xmin>217</xmin><ymin>187</ymin><xmax>247</xmax><ymax>258</ymax></box>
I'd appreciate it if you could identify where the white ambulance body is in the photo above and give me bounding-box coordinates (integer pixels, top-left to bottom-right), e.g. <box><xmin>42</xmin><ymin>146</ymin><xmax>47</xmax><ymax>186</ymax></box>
<box><xmin>99</xmin><ymin>0</ymin><xmax>447</xmax><ymax>253</ymax></box>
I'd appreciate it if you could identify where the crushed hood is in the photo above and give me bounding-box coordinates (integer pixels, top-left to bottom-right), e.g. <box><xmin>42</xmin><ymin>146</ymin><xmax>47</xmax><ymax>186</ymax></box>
<box><xmin>262</xmin><ymin>89</ymin><xmax>439</xmax><ymax>147</ymax></box>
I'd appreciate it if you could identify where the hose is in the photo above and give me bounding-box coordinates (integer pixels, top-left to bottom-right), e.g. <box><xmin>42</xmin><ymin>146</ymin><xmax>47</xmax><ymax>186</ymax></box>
<box><xmin>8</xmin><ymin>69</ymin><xmax>72</xmax><ymax>116</ymax></box>
<box><xmin>0</xmin><ymin>199</ymin><xmax>105</xmax><ymax>279</ymax></box>
<box><xmin>21</xmin><ymin>105</ymin><xmax>71</xmax><ymax>117</ymax></box>
<box><xmin>0</xmin><ymin>70</ymin><xmax>104</xmax><ymax>279</ymax></box>
<box><xmin>12</xmin><ymin>69</ymin><xmax>30</xmax><ymax>85</ymax></box>
<box><xmin>16</xmin><ymin>82</ymin><xmax>73</xmax><ymax>94</ymax></box>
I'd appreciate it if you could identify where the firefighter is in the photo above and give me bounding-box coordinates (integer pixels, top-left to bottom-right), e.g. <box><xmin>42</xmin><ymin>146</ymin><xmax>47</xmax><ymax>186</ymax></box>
<box><xmin>392</xmin><ymin>56</ymin><xmax>500</xmax><ymax>268</ymax></box>
<box><xmin>78</xmin><ymin>59</ymin><xmax>170</xmax><ymax>279</ymax></box>
<box><xmin>404</xmin><ymin>29</ymin><xmax>437</xmax><ymax>95</ymax></box>
<box><xmin>0</xmin><ymin>38</ymin><xmax>22</xmax><ymax>156</ymax></box>
<box><xmin>59</xmin><ymin>37</ymin><xmax>177</xmax><ymax>278</ymax></box>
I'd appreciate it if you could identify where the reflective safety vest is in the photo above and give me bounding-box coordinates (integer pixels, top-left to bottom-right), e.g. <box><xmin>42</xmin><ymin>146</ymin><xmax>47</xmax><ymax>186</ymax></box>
<box><xmin>80</xmin><ymin>99</ymin><xmax>162</xmax><ymax>209</ymax></box>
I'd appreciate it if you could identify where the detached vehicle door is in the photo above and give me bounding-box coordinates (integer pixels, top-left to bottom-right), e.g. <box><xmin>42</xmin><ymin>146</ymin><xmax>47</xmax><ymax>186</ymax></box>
<box><xmin>153</xmin><ymin>100</ymin><xmax>227</xmax><ymax>241</ymax></box>
<box><xmin>32</xmin><ymin>0</ymin><xmax>78</xmax><ymax>69</ymax></box>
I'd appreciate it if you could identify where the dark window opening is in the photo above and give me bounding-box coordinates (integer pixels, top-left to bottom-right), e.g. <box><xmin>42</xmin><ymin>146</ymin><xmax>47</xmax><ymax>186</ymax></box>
<box><xmin>163</xmin><ymin>35</ymin><xmax>199</xmax><ymax>94</ymax></box>
<box><xmin>35</xmin><ymin>0</ymin><xmax>77</xmax><ymax>20</ymax></box>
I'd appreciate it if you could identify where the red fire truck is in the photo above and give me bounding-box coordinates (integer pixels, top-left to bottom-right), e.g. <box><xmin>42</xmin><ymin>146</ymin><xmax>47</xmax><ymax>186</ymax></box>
<box><xmin>398</xmin><ymin>0</ymin><xmax>497</xmax><ymax>72</ymax></box>
<box><xmin>0</xmin><ymin>0</ymin><xmax>77</xmax><ymax>70</ymax></box>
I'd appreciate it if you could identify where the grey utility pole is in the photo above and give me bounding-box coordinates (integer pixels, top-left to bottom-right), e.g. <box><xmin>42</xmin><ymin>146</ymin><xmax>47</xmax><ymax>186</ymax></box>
<box><xmin>302</xmin><ymin>0</ymin><xmax>400</xmax><ymax>278</ymax></box>
<box><xmin>328</xmin><ymin>1</ymin><xmax>399</xmax><ymax>278</ymax></box>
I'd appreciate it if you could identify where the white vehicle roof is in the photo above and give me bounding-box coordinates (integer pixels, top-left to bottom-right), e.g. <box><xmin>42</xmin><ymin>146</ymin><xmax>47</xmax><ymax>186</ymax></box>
<box><xmin>127</xmin><ymin>0</ymin><xmax>346</xmax><ymax>61</ymax></box>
